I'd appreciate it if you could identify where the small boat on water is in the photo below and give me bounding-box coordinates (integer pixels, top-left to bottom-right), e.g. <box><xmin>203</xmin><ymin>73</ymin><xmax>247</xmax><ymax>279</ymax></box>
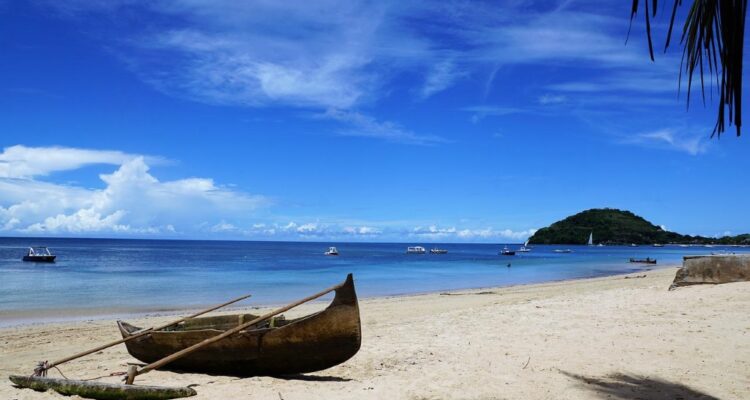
<box><xmin>630</xmin><ymin>243</ymin><xmax>638</xmax><ymax>247</ymax></box>
<box><xmin>117</xmin><ymin>274</ymin><xmax>361</xmax><ymax>376</ymax></box>
<box><xmin>652</xmin><ymin>243</ymin><xmax>664</xmax><ymax>247</ymax></box>
<box><xmin>406</xmin><ymin>246</ymin><xmax>426</xmax><ymax>254</ymax></box>
<box><xmin>587</xmin><ymin>232</ymin><xmax>594</xmax><ymax>246</ymax></box>
<box><xmin>500</xmin><ymin>246</ymin><xmax>515</xmax><ymax>256</ymax></box>
<box><xmin>430</xmin><ymin>248</ymin><xmax>448</xmax><ymax>254</ymax></box>
<box><xmin>22</xmin><ymin>247</ymin><xmax>56</xmax><ymax>262</ymax></box>
<box><xmin>629</xmin><ymin>257</ymin><xmax>657</xmax><ymax>264</ymax></box>
<box><xmin>517</xmin><ymin>240</ymin><xmax>531</xmax><ymax>253</ymax></box>
<box><xmin>324</xmin><ymin>246</ymin><xmax>339</xmax><ymax>256</ymax></box>
<box><xmin>554</xmin><ymin>249</ymin><xmax>573</xmax><ymax>253</ymax></box>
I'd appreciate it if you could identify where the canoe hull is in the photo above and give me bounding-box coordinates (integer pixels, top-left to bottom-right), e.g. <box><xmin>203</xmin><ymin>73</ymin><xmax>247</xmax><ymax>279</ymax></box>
<box><xmin>118</xmin><ymin>274</ymin><xmax>361</xmax><ymax>376</ymax></box>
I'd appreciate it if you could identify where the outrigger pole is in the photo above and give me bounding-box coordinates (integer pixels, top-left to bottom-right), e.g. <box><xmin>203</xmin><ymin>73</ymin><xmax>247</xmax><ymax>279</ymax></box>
<box><xmin>36</xmin><ymin>293</ymin><xmax>253</xmax><ymax>376</ymax></box>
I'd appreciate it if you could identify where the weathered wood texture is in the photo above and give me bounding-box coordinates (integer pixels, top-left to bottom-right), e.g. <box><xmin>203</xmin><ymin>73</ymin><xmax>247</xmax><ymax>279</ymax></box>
<box><xmin>671</xmin><ymin>255</ymin><xmax>750</xmax><ymax>289</ymax></box>
<box><xmin>118</xmin><ymin>274</ymin><xmax>361</xmax><ymax>376</ymax></box>
<box><xmin>8</xmin><ymin>375</ymin><xmax>196</xmax><ymax>400</ymax></box>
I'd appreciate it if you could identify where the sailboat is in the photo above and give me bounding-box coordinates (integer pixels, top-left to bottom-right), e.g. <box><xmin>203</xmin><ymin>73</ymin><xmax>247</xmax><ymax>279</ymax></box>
<box><xmin>587</xmin><ymin>232</ymin><xmax>593</xmax><ymax>246</ymax></box>
<box><xmin>518</xmin><ymin>240</ymin><xmax>531</xmax><ymax>252</ymax></box>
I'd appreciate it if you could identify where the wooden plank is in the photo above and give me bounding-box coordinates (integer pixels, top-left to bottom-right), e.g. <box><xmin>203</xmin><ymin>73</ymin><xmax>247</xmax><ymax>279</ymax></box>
<box><xmin>9</xmin><ymin>375</ymin><xmax>196</xmax><ymax>400</ymax></box>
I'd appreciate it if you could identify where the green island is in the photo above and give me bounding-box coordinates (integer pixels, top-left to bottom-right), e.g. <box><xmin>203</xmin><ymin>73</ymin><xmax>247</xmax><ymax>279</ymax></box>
<box><xmin>528</xmin><ymin>208</ymin><xmax>750</xmax><ymax>245</ymax></box>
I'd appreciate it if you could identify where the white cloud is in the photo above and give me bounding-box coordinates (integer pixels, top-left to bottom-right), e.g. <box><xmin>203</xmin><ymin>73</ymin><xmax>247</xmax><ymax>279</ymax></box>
<box><xmin>625</xmin><ymin>128</ymin><xmax>709</xmax><ymax>155</ymax></box>
<box><xmin>323</xmin><ymin>109</ymin><xmax>447</xmax><ymax>145</ymax></box>
<box><xmin>538</xmin><ymin>94</ymin><xmax>567</xmax><ymax>105</ymax></box>
<box><xmin>412</xmin><ymin>226</ymin><xmax>537</xmax><ymax>241</ymax></box>
<box><xmin>462</xmin><ymin>106</ymin><xmax>524</xmax><ymax>123</ymax></box>
<box><xmin>418</xmin><ymin>59</ymin><xmax>465</xmax><ymax>99</ymax></box>
<box><xmin>343</xmin><ymin>225</ymin><xmax>381</xmax><ymax>235</ymax></box>
<box><xmin>0</xmin><ymin>146</ymin><xmax>267</xmax><ymax>235</ymax></box>
<box><xmin>0</xmin><ymin>145</ymin><xmax>163</xmax><ymax>179</ymax></box>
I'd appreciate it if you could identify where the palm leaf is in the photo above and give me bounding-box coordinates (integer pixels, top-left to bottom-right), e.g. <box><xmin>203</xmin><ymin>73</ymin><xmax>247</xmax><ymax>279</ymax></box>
<box><xmin>630</xmin><ymin>0</ymin><xmax>747</xmax><ymax>137</ymax></box>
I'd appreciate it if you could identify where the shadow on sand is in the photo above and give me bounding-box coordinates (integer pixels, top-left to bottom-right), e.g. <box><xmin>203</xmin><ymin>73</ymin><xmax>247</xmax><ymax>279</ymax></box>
<box><xmin>560</xmin><ymin>371</ymin><xmax>719</xmax><ymax>400</ymax></box>
<box><xmin>273</xmin><ymin>374</ymin><xmax>351</xmax><ymax>382</ymax></box>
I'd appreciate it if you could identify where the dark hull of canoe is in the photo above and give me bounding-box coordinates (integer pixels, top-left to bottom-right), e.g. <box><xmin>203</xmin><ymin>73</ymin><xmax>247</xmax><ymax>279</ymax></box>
<box><xmin>22</xmin><ymin>255</ymin><xmax>56</xmax><ymax>262</ymax></box>
<box><xmin>118</xmin><ymin>274</ymin><xmax>361</xmax><ymax>376</ymax></box>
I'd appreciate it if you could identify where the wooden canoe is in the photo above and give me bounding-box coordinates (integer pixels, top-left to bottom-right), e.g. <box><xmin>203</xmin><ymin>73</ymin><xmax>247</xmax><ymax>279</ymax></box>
<box><xmin>8</xmin><ymin>375</ymin><xmax>196</xmax><ymax>400</ymax></box>
<box><xmin>117</xmin><ymin>274</ymin><xmax>361</xmax><ymax>376</ymax></box>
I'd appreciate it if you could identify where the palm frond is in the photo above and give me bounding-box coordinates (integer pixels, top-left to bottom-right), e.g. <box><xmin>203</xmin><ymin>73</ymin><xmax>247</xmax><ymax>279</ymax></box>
<box><xmin>630</xmin><ymin>0</ymin><xmax>747</xmax><ymax>137</ymax></box>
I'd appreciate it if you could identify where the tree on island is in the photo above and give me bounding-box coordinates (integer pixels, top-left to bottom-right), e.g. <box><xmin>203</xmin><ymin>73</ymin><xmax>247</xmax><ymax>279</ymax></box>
<box><xmin>629</xmin><ymin>0</ymin><xmax>746</xmax><ymax>136</ymax></box>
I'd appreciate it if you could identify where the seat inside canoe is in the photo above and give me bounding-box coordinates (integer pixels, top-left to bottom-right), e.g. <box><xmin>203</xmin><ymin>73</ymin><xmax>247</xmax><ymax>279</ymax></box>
<box><xmin>120</xmin><ymin>313</ymin><xmax>295</xmax><ymax>334</ymax></box>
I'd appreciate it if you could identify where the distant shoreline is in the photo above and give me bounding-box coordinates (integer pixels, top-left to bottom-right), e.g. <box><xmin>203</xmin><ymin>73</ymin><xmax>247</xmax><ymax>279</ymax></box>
<box><xmin>0</xmin><ymin>263</ymin><xmax>680</xmax><ymax>329</ymax></box>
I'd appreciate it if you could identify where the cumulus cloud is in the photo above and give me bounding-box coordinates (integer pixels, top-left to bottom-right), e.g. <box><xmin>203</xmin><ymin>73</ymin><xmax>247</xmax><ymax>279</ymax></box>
<box><xmin>0</xmin><ymin>146</ymin><xmax>267</xmax><ymax>235</ymax></box>
<box><xmin>412</xmin><ymin>226</ymin><xmax>537</xmax><ymax>241</ymax></box>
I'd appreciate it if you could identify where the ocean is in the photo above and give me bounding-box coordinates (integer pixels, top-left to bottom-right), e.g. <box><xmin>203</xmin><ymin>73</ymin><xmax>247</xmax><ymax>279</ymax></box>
<box><xmin>1</xmin><ymin>237</ymin><xmax>747</xmax><ymax>326</ymax></box>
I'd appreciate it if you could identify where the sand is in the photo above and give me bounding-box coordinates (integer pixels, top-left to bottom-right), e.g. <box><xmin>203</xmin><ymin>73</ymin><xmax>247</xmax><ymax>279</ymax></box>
<box><xmin>1</xmin><ymin>267</ymin><xmax>748</xmax><ymax>399</ymax></box>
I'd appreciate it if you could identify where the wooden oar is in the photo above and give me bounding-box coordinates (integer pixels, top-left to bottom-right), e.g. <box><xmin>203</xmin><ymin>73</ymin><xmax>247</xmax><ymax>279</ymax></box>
<box><xmin>126</xmin><ymin>279</ymin><xmax>347</xmax><ymax>384</ymax></box>
<box><xmin>39</xmin><ymin>293</ymin><xmax>252</xmax><ymax>375</ymax></box>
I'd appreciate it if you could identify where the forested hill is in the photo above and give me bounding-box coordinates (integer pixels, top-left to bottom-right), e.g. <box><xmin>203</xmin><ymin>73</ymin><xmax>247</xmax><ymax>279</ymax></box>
<box><xmin>527</xmin><ymin>208</ymin><xmax>750</xmax><ymax>245</ymax></box>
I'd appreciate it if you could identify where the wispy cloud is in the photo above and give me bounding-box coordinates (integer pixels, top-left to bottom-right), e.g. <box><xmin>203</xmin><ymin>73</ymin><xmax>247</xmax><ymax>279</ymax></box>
<box><xmin>462</xmin><ymin>106</ymin><xmax>524</xmax><ymax>123</ymax></box>
<box><xmin>418</xmin><ymin>59</ymin><xmax>466</xmax><ymax>99</ymax></box>
<box><xmin>0</xmin><ymin>145</ymin><xmax>165</xmax><ymax>179</ymax></box>
<box><xmin>538</xmin><ymin>94</ymin><xmax>567</xmax><ymax>105</ymax></box>
<box><xmin>322</xmin><ymin>109</ymin><xmax>448</xmax><ymax>145</ymax></box>
<box><xmin>623</xmin><ymin>129</ymin><xmax>710</xmax><ymax>155</ymax></box>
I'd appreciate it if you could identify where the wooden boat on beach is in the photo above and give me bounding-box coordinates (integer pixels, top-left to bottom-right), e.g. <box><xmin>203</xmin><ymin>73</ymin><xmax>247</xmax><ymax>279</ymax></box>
<box><xmin>117</xmin><ymin>274</ymin><xmax>361</xmax><ymax>376</ymax></box>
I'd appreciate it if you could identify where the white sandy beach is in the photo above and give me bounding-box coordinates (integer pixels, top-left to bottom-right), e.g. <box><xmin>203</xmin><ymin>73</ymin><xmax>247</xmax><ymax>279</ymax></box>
<box><xmin>1</xmin><ymin>267</ymin><xmax>748</xmax><ymax>399</ymax></box>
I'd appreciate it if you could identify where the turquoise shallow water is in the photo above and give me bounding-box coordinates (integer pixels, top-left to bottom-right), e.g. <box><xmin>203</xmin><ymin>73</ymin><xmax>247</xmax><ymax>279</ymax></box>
<box><xmin>1</xmin><ymin>238</ymin><xmax>747</xmax><ymax>326</ymax></box>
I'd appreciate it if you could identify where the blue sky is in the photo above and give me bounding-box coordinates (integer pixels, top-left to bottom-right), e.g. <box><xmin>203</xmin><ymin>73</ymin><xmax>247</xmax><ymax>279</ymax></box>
<box><xmin>1</xmin><ymin>0</ymin><xmax>749</xmax><ymax>242</ymax></box>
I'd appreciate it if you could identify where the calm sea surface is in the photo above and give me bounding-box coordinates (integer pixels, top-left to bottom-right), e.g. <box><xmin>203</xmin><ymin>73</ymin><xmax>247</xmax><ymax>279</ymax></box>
<box><xmin>1</xmin><ymin>238</ymin><xmax>747</xmax><ymax>326</ymax></box>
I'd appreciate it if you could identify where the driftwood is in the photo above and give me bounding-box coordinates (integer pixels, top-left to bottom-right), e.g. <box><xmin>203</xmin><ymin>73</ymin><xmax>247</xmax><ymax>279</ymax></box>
<box><xmin>8</xmin><ymin>375</ymin><xmax>196</xmax><ymax>400</ymax></box>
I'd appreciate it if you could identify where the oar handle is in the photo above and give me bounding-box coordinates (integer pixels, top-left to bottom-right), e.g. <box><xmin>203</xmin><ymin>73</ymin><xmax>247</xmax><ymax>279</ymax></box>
<box><xmin>41</xmin><ymin>293</ymin><xmax>252</xmax><ymax>373</ymax></box>
<box><xmin>132</xmin><ymin>279</ymin><xmax>348</xmax><ymax>380</ymax></box>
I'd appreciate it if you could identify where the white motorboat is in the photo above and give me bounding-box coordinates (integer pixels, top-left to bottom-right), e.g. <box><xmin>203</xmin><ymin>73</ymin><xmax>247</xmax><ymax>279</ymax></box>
<box><xmin>406</xmin><ymin>246</ymin><xmax>426</xmax><ymax>254</ymax></box>
<box><xmin>324</xmin><ymin>247</ymin><xmax>339</xmax><ymax>256</ymax></box>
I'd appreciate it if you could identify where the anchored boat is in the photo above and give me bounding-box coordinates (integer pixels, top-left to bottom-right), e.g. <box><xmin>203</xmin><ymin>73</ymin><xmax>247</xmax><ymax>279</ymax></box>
<box><xmin>406</xmin><ymin>246</ymin><xmax>426</xmax><ymax>254</ymax></box>
<box><xmin>22</xmin><ymin>247</ymin><xmax>56</xmax><ymax>262</ymax></box>
<box><xmin>629</xmin><ymin>257</ymin><xmax>657</xmax><ymax>264</ymax></box>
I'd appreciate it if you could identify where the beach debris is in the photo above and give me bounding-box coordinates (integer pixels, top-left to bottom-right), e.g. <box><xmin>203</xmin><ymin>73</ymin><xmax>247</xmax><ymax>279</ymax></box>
<box><xmin>671</xmin><ymin>255</ymin><xmax>750</xmax><ymax>290</ymax></box>
<box><xmin>9</xmin><ymin>375</ymin><xmax>197</xmax><ymax>400</ymax></box>
<box><xmin>522</xmin><ymin>356</ymin><xmax>531</xmax><ymax>369</ymax></box>
<box><xmin>624</xmin><ymin>275</ymin><xmax>647</xmax><ymax>279</ymax></box>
